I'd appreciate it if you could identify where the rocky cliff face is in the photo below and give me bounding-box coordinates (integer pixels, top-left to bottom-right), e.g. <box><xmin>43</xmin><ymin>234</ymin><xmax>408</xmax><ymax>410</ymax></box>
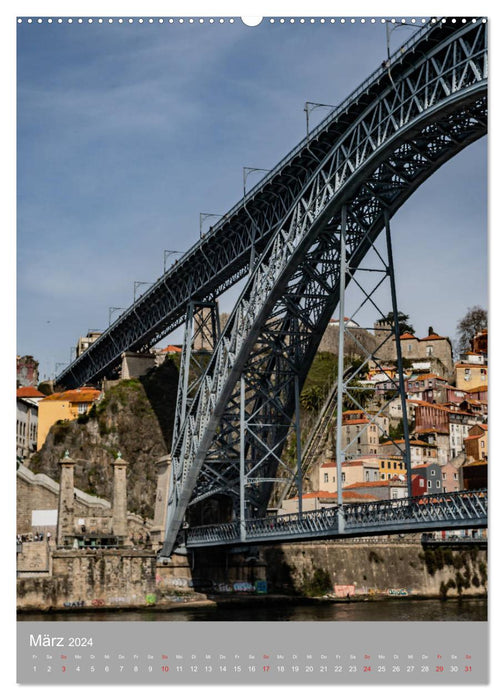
<box><xmin>29</xmin><ymin>360</ymin><xmax>179</xmax><ymax>520</ymax></box>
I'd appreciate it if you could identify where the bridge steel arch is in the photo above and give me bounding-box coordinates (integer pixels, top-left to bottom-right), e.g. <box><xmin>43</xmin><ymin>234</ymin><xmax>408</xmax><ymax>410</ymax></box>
<box><xmin>161</xmin><ymin>19</ymin><xmax>488</xmax><ymax>556</ymax></box>
<box><xmin>56</xmin><ymin>19</ymin><xmax>483</xmax><ymax>391</ymax></box>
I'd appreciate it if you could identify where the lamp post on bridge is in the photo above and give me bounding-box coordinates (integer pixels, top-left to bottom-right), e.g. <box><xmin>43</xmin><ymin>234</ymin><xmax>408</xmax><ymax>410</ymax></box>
<box><xmin>133</xmin><ymin>281</ymin><xmax>154</xmax><ymax>302</ymax></box>
<box><xmin>199</xmin><ymin>213</ymin><xmax>223</xmax><ymax>238</ymax></box>
<box><xmin>243</xmin><ymin>166</ymin><xmax>271</xmax><ymax>271</ymax></box>
<box><xmin>163</xmin><ymin>250</ymin><xmax>183</xmax><ymax>273</ymax></box>
<box><xmin>242</xmin><ymin>166</ymin><xmax>270</xmax><ymax>197</ymax></box>
<box><xmin>304</xmin><ymin>101</ymin><xmax>337</xmax><ymax>140</ymax></box>
<box><xmin>108</xmin><ymin>307</ymin><xmax>125</xmax><ymax>326</ymax></box>
<box><xmin>54</xmin><ymin>362</ymin><xmax>66</xmax><ymax>379</ymax></box>
<box><xmin>384</xmin><ymin>18</ymin><xmax>419</xmax><ymax>62</ymax></box>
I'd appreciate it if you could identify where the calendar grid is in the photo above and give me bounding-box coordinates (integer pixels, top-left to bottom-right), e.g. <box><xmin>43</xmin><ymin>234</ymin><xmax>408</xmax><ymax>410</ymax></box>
<box><xmin>17</xmin><ymin>621</ymin><xmax>488</xmax><ymax>684</ymax></box>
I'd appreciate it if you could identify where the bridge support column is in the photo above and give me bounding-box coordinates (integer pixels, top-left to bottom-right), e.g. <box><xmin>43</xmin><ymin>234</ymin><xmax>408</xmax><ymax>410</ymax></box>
<box><xmin>335</xmin><ymin>204</ymin><xmax>347</xmax><ymax>509</ymax></box>
<box><xmin>239</xmin><ymin>375</ymin><xmax>247</xmax><ymax>542</ymax></box>
<box><xmin>151</xmin><ymin>455</ymin><xmax>172</xmax><ymax>546</ymax></box>
<box><xmin>331</xmin><ymin>205</ymin><xmax>415</xmax><ymax>504</ymax></box>
<box><xmin>294</xmin><ymin>375</ymin><xmax>303</xmax><ymax>517</ymax></box>
<box><xmin>384</xmin><ymin>210</ymin><xmax>413</xmax><ymax>498</ymax></box>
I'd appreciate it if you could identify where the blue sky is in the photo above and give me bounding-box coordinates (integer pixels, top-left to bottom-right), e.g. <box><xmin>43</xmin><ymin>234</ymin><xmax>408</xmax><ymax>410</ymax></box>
<box><xmin>17</xmin><ymin>17</ymin><xmax>487</xmax><ymax>381</ymax></box>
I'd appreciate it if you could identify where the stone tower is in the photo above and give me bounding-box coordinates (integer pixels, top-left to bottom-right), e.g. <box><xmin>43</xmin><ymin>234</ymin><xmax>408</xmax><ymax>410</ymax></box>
<box><xmin>112</xmin><ymin>453</ymin><xmax>128</xmax><ymax>541</ymax></box>
<box><xmin>151</xmin><ymin>454</ymin><xmax>172</xmax><ymax>546</ymax></box>
<box><xmin>56</xmin><ymin>451</ymin><xmax>75</xmax><ymax>546</ymax></box>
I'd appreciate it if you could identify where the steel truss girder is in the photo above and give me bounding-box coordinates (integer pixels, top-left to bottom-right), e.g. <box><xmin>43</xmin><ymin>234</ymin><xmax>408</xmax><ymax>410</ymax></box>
<box><xmin>172</xmin><ymin>301</ymin><xmax>221</xmax><ymax>451</ymax></box>
<box><xmin>184</xmin><ymin>489</ymin><xmax>488</xmax><ymax>547</ymax></box>
<box><xmin>56</xmin><ymin>20</ymin><xmax>486</xmax><ymax>390</ymax></box>
<box><xmin>161</xmin><ymin>20</ymin><xmax>487</xmax><ymax>556</ymax></box>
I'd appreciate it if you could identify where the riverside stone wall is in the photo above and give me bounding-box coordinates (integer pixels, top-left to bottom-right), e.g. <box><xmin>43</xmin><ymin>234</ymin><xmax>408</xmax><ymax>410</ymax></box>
<box><xmin>16</xmin><ymin>539</ymin><xmax>487</xmax><ymax>610</ymax></box>
<box><xmin>261</xmin><ymin>538</ymin><xmax>487</xmax><ymax>598</ymax></box>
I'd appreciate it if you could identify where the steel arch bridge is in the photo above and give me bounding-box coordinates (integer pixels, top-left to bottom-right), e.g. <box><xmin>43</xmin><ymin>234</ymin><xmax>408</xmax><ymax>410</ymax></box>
<box><xmin>56</xmin><ymin>18</ymin><xmax>486</xmax><ymax>392</ymax></box>
<box><xmin>158</xmin><ymin>18</ymin><xmax>487</xmax><ymax>555</ymax></box>
<box><xmin>53</xmin><ymin>19</ymin><xmax>487</xmax><ymax>556</ymax></box>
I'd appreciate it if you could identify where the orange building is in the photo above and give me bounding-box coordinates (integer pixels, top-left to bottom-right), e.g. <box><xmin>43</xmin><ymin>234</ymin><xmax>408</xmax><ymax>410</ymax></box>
<box><xmin>464</xmin><ymin>424</ymin><xmax>488</xmax><ymax>463</ymax></box>
<box><xmin>37</xmin><ymin>387</ymin><xmax>101</xmax><ymax>450</ymax></box>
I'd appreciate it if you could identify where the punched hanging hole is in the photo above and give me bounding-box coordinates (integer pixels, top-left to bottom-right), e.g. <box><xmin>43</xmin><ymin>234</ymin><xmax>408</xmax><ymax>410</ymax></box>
<box><xmin>241</xmin><ymin>17</ymin><xmax>263</xmax><ymax>26</ymax></box>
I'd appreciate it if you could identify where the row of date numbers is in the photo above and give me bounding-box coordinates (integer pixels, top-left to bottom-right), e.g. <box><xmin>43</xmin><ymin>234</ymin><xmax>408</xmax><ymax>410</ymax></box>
<box><xmin>34</xmin><ymin>664</ymin><xmax>473</xmax><ymax>673</ymax></box>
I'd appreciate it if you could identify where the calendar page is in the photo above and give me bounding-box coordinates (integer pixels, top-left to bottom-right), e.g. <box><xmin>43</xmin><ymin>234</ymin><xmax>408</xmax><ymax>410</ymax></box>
<box><xmin>15</xmin><ymin>2</ymin><xmax>490</xmax><ymax>688</ymax></box>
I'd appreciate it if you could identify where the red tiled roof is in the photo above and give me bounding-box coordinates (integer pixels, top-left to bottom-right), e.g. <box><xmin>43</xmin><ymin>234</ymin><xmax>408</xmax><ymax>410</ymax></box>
<box><xmin>315</xmin><ymin>491</ymin><xmax>377</xmax><ymax>500</ymax></box>
<box><xmin>43</xmin><ymin>387</ymin><xmax>101</xmax><ymax>403</ymax></box>
<box><xmin>161</xmin><ymin>344</ymin><xmax>182</xmax><ymax>353</ymax></box>
<box><xmin>381</xmin><ymin>439</ymin><xmax>432</xmax><ymax>447</ymax></box>
<box><xmin>447</xmin><ymin>408</ymin><xmax>475</xmax><ymax>417</ymax></box>
<box><xmin>17</xmin><ymin>386</ymin><xmax>44</xmax><ymax>398</ymax></box>
<box><xmin>466</xmin><ymin>385</ymin><xmax>488</xmax><ymax>394</ymax></box>
<box><xmin>301</xmin><ymin>491</ymin><xmax>338</xmax><ymax>499</ymax></box>
<box><xmin>400</xmin><ymin>333</ymin><xmax>416</xmax><ymax>340</ymax></box>
<box><xmin>411</xmin><ymin>400</ymin><xmax>475</xmax><ymax>418</ymax></box>
<box><xmin>414</xmin><ymin>373</ymin><xmax>447</xmax><ymax>382</ymax></box>
<box><xmin>338</xmin><ymin>492</ymin><xmax>377</xmax><ymax>500</ymax></box>
<box><xmin>419</xmin><ymin>333</ymin><xmax>448</xmax><ymax>341</ymax></box>
<box><xmin>409</xmin><ymin>399</ymin><xmax>445</xmax><ymax>408</ymax></box>
<box><xmin>342</xmin><ymin>418</ymin><xmax>370</xmax><ymax>426</ymax></box>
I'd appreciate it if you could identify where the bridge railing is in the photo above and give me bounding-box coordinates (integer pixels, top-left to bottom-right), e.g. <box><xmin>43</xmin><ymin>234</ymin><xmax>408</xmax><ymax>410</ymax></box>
<box><xmin>184</xmin><ymin>490</ymin><xmax>487</xmax><ymax>546</ymax></box>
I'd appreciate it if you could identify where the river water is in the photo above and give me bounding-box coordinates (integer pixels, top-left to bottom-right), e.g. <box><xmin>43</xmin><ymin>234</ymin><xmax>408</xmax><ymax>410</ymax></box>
<box><xmin>18</xmin><ymin>598</ymin><xmax>486</xmax><ymax>622</ymax></box>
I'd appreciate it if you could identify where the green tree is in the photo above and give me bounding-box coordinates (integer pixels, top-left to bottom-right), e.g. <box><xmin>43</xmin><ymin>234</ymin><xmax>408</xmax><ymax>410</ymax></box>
<box><xmin>378</xmin><ymin>311</ymin><xmax>415</xmax><ymax>335</ymax></box>
<box><xmin>456</xmin><ymin>306</ymin><xmax>487</xmax><ymax>353</ymax></box>
<box><xmin>343</xmin><ymin>378</ymin><xmax>374</xmax><ymax>411</ymax></box>
<box><xmin>300</xmin><ymin>385</ymin><xmax>324</xmax><ymax>412</ymax></box>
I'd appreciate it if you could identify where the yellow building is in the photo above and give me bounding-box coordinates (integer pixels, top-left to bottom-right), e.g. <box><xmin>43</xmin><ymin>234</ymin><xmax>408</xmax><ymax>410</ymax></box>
<box><xmin>455</xmin><ymin>362</ymin><xmax>488</xmax><ymax>391</ymax></box>
<box><xmin>378</xmin><ymin>455</ymin><xmax>407</xmax><ymax>481</ymax></box>
<box><xmin>37</xmin><ymin>388</ymin><xmax>101</xmax><ymax>450</ymax></box>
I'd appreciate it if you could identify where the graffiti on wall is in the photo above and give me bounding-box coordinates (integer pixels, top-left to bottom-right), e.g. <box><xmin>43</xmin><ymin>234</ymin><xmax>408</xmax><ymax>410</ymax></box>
<box><xmin>333</xmin><ymin>585</ymin><xmax>355</xmax><ymax>597</ymax></box>
<box><xmin>233</xmin><ymin>581</ymin><xmax>255</xmax><ymax>592</ymax></box>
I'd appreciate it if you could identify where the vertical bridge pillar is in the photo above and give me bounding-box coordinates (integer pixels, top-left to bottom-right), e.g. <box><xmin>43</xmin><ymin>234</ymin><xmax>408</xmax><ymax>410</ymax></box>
<box><xmin>56</xmin><ymin>451</ymin><xmax>75</xmax><ymax>547</ymax></box>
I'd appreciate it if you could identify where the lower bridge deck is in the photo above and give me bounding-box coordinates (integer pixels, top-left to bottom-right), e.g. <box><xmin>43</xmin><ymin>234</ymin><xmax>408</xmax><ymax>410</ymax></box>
<box><xmin>183</xmin><ymin>490</ymin><xmax>487</xmax><ymax>549</ymax></box>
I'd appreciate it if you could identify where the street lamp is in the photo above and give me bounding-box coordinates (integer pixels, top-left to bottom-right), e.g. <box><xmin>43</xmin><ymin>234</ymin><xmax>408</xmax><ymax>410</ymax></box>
<box><xmin>163</xmin><ymin>250</ymin><xmax>183</xmax><ymax>273</ymax></box>
<box><xmin>55</xmin><ymin>362</ymin><xmax>66</xmax><ymax>377</ymax></box>
<box><xmin>109</xmin><ymin>307</ymin><xmax>125</xmax><ymax>326</ymax></box>
<box><xmin>243</xmin><ymin>167</ymin><xmax>271</xmax><ymax>272</ymax></box>
<box><xmin>304</xmin><ymin>101</ymin><xmax>337</xmax><ymax>139</ymax></box>
<box><xmin>134</xmin><ymin>281</ymin><xmax>153</xmax><ymax>302</ymax></box>
<box><xmin>384</xmin><ymin>18</ymin><xmax>418</xmax><ymax>62</ymax></box>
<box><xmin>243</xmin><ymin>166</ymin><xmax>270</xmax><ymax>197</ymax></box>
<box><xmin>382</xmin><ymin>19</ymin><xmax>418</xmax><ymax>90</ymax></box>
<box><xmin>199</xmin><ymin>213</ymin><xmax>223</xmax><ymax>238</ymax></box>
